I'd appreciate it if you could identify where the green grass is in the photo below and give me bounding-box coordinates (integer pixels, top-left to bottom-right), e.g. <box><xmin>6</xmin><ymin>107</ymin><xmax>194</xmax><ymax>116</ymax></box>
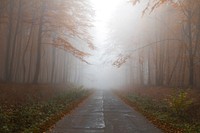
<box><xmin>121</xmin><ymin>92</ymin><xmax>200</xmax><ymax>133</ymax></box>
<box><xmin>0</xmin><ymin>88</ymin><xmax>91</xmax><ymax>133</ymax></box>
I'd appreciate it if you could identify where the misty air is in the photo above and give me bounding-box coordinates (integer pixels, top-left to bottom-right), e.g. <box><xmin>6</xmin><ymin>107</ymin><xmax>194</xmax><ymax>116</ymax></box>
<box><xmin>0</xmin><ymin>0</ymin><xmax>200</xmax><ymax>133</ymax></box>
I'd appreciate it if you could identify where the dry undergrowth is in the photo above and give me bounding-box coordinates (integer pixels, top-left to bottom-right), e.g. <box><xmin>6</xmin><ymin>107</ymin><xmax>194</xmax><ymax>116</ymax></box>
<box><xmin>117</xmin><ymin>87</ymin><xmax>200</xmax><ymax>133</ymax></box>
<box><xmin>0</xmin><ymin>83</ymin><xmax>91</xmax><ymax>133</ymax></box>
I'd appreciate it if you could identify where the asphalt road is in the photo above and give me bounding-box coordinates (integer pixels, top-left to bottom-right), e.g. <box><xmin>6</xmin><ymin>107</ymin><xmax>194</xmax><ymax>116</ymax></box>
<box><xmin>48</xmin><ymin>90</ymin><xmax>162</xmax><ymax>133</ymax></box>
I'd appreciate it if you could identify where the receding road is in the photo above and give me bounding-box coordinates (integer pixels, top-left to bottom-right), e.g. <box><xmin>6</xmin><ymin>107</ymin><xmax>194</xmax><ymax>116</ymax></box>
<box><xmin>48</xmin><ymin>90</ymin><xmax>162</xmax><ymax>133</ymax></box>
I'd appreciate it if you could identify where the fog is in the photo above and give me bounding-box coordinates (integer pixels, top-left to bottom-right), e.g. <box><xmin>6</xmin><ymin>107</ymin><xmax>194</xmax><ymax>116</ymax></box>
<box><xmin>81</xmin><ymin>0</ymin><xmax>145</xmax><ymax>89</ymax></box>
<box><xmin>0</xmin><ymin>0</ymin><xmax>199</xmax><ymax>89</ymax></box>
<box><xmin>1</xmin><ymin>1</ymin><xmax>200</xmax><ymax>132</ymax></box>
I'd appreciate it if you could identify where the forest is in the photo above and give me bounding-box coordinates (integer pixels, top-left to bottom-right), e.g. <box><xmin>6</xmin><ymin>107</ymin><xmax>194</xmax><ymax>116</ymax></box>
<box><xmin>0</xmin><ymin>0</ymin><xmax>200</xmax><ymax>133</ymax></box>
<box><xmin>113</xmin><ymin>0</ymin><xmax>200</xmax><ymax>88</ymax></box>
<box><xmin>0</xmin><ymin>0</ymin><xmax>199</xmax><ymax>88</ymax></box>
<box><xmin>0</xmin><ymin>0</ymin><xmax>94</xmax><ymax>84</ymax></box>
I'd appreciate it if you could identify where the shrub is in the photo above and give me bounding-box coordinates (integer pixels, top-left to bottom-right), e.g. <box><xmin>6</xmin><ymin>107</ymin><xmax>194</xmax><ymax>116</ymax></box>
<box><xmin>166</xmin><ymin>89</ymin><xmax>193</xmax><ymax>118</ymax></box>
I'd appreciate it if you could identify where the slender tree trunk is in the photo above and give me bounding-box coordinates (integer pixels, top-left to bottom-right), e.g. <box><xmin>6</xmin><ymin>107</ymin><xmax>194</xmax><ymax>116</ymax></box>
<box><xmin>33</xmin><ymin>2</ymin><xmax>45</xmax><ymax>83</ymax></box>
<box><xmin>51</xmin><ymin>47</ymin><xmax>56</xmax><ymax>83</ymax></box>
<box><xmin>9</xmin><ymin>0</ymin><xmax>22</xmax><ymax>81</ymax></box>
<box><xmin>187</xmin><ymin>11</ymin><xmax>194</xmax><ymax>87</ymax></box>
<box><xmin>148</xmin><ymin>48</ymin><xmax>151</xmax><ymax>85</ymax></box>
<box><xmin>14</xmin><ymin>26</ymin><xmax>23</xmax><ymax>81</ymax></box>
<box><xmin>168</xmin><ymin>46</ymin><xmax>182</xmax><ymax>85</ymax></box>
<box><xmin>22</xmin><ymin>16</ymin><xmax>35</xmax><ymax>82</ymax></box>
<box><xmin>5</xmin><ymin>0</ymin><xmax>13</xmax><ymax>81</ymax></box>
<box><xmin>28</xmin><ymin>37</ymin><xmax>34</xmax><ymax>82</ymax></box>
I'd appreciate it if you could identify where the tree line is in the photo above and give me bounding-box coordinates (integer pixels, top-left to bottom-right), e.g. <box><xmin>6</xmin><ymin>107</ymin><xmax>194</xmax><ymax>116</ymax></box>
<box><xmin>0</xmin><ymin>0</ymin><xmax>93</xmax><ymax>84</ymax></box>
<box><xmin>115</xmin><ymin>0</ymin><xmax>200</xmax><ymax>88</ymax></box>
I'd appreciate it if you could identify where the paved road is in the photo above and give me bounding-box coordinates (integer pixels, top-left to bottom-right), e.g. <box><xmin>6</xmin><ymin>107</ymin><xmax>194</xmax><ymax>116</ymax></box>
<box><xmin>48</xmin><ymin>90</ymin><xmax>162</xmax><ymax>133</ymax></box>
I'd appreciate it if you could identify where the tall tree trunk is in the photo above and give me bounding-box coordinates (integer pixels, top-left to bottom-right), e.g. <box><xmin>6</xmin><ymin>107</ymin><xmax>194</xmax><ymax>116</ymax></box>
<box><xmin>9</xmin><ymin>0</ymin><xmax>22</xmax><ymax>81</ymax></box>
<box><xmin>187</xmin><ymin>11</ymin><xmax>194</xmax><ymax>87</ymax></box>
<box><xmin>51</xmin><ymin>47</ymin><xmax>56</xmax><ymax>83</ymax></box>
<box><xmin>147</xmin><ymin>48</ymin><xmax>151</xmax><ymax>85</ymax></box>
<box><xmin>168</xmin><ymin>46</ymin><xmax>182</xmax><ymax>85</ymax></box>
<box><xmin>4</xmin><ymin>0</ymin><xmax>13</xmax><ymax>81</ymax></box>
<box><xmin>22</xmin><ymin>15</ymin><xmax>35</xmax><ymax>82</ymax></box>
<box><xmin>28</xmin><ymin>37</ymin><xmax>34</xmax><ymax>82</ymax></box>
<box><xmin>33</xmin><ymin>2</ymin><xmax>45</xmax><ymax>83</ymax></box>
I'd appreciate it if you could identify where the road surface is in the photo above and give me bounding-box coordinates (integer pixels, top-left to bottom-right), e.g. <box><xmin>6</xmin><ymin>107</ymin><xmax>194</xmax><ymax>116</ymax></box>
<box><xmin>48</xmin><ymin>90</ymin><xmax>162</xmax><ymax>133</ymax></box>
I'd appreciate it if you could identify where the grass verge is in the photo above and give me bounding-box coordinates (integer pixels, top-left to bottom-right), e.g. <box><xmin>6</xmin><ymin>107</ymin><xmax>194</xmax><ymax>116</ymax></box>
<box><xmin>116</xmin><ymin>88</ymin><xmax>200</xmax><ymax>133</ymax></box>
<box><xmin>0</xmin><ymin>84</ymin><xmax>92</xmax><ymax>133</ymax></box>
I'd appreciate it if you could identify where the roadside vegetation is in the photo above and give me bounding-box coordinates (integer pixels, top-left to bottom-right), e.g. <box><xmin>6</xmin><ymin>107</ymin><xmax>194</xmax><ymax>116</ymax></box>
<box><xmin>0</xmin><ymin>83</ymin><xmax>91</xmax><ymax>133</ymax></box>
<box><xmin>117</xmin><ymin>87</ymin><xmax>200</xmax><ymax>133</ymax></box>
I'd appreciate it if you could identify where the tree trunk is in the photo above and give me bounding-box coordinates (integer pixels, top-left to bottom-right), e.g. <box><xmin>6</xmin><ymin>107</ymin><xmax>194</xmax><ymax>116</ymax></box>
<box><xmin>51</xmin><ymin>47</ymin><xmax>56</xmax><ymax>83</ymax></box>
<box><xmin>33</xmin><ymin>2</ymin><xmax>45</xmax><ymax>83</ymax></box>
<box><xmin>4</xmin><ymin>0</ymin><xmax>13</xmax><ymax>81</ymax></box>
<box><xmin>9</xmin><ymin>0</ymin><xmax>22</xmax><ymax>81</ymax></box>
<box><xmin>187</xmin><ymin>11</ymin><xmax>194</xmax><ymax>87</ymax></box>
